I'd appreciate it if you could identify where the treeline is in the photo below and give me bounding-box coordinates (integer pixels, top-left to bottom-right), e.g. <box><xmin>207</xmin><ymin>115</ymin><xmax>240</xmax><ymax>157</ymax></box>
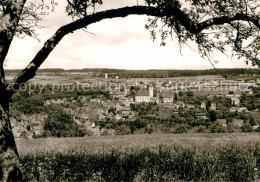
<box><xmin>6</xmin><ymin>68</ymin><xmax>259</xmax><ymax>78</ymax></box>
<box><xmin>114</xmin><ymin>68</ymin><xmax>259</xmax><ymax>78</ymax></box>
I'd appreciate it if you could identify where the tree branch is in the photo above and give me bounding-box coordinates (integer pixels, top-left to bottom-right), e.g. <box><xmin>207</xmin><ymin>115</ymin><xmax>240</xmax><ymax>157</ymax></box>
<box><xmin>198</xmin><ymin>13</ymin><xmax>260</xmax><ymax>32</ymax></box>
<box><xmin>0</xmin><ymin>0</ymin><xmax>27</xmax><ymax>109</ymax></box>
<box><xmin>0</xmin><ymin>0</ymin><xmax>27</xmax><ymax>64</ymax></box>
<box><xmin>6</xmin><ymin>5</ymin><xmax>260</xmax><ymax>96</ymax></box>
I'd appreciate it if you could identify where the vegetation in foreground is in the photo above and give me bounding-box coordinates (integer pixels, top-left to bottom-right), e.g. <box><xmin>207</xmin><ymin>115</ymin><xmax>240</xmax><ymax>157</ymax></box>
<box><xmin>20</xmin><ymin>143</ymin><xmax>260</xmax><ymax>181</ymax></box>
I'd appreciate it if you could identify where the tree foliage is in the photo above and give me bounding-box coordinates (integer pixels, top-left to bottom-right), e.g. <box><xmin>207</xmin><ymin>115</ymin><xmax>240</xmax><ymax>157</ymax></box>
<box><xmin>145</xmin><ymin>0</ymin><xmax>260</xmax><ymax>67</ymax></box>
<box><xmin>43</xmin><ymin>109</ymin><xmax>85</xmax><ymax>137</ymax></box>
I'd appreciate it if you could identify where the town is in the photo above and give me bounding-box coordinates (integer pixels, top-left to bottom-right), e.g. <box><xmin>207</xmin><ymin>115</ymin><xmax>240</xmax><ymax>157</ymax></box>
<box><xmin>8</xmin><ymin>71</ymin><xmax>260</xmax><ymax>138</ymax></box>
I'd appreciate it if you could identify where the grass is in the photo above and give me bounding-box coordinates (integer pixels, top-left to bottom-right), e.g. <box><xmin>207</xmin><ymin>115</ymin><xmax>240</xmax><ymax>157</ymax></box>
<box><xmin>16</xmin><ymin>133</ymin><xmax>260</xmax><ymax>156</ymax></box>
<box><xmin>16</xmin><ymin>133</ymin><xmax>260</xmax><ymax>181</ymax></box>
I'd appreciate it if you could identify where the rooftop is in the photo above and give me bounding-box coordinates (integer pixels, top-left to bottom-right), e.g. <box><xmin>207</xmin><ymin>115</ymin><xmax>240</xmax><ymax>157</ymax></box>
<box><xmin>136</xmin><ymin>90</ymin><xmax>150</xmax><ymax>97</ymax></box>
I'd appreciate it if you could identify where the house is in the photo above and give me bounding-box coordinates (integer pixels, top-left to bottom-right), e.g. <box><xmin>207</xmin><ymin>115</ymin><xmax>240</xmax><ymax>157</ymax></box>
<box><xmin>50</xmin><ymin>99</ymin><xmax>56</xmax><ymax>104</ymax></box>
<box><xmin>201</xmin><ymin>102</ymin><xmax>206</xmax><ymax>110</ymax></box>
<box><xmin>128</xmin><ymin>111</ymin><xmax>136</xmax><ymax>119</ymax></box>
<box><xmin>186</xmin><ymin>104</ymin><xmax>195</xmax><ymax>109</ymax></box>
<box><xmin>80</xmin><ymin>97</ymin><xmax>87</xmax><ymax>103</ymax></box>
<box><xmin>121</xmin><ymin>106</ymin><xmax>131</xmax><ymax>111</ymax></box>
<box><xmin>232</xmin><ymin>119</ymin><xmax>244</xmax><ymax>128</ymax></box>
<box><xmin>112</xmin><ymin>90</ymin><xmax>126</xmax><ymax>98</ymax></box>
<box><xmin>209</xmin><ymin>103</ymin><xmax>217</xmax><ymax>111</ymax></box>
<box><xmin>10</xmin><ymin>117</ymin><xmax>17</xmax><ymax>128</ymax></box>
<box><xmin>98</xmin><ymin>114</ymin><xmax>106</xmax><ymax>121</ymax></box>
<box><xmin>135</xmin><ymin>90</ymin><xmax>150</xmax><ymax>103</ymax></box>
<box><xmin>257</xmin><ymin>79</ymin><xmax>260</xmax><ymax>84</ymax></box>
<box><xmin>244</xmin><ymin>88</ymin><xmax>253</xmax><ymax>95</ymax></box>
<box><xmin>57</xmin><ymin>99</ymin><xmax>64</xmax><ymax>104</ymax></box>
<box><xmin>231</xmin><ymin>97</ymin><xmax>240</xmax><ymax>106</ymax></box>
<box><xmin>163</xmin><ymin>93</ymin><xmax>173</xmax><ymax>104</ymax></box>
<box><xmin>230</xmin><ymin>107</ymin><xmax>248</xmax><ymax>113</ymax></box>
<box><xmin>196</xmin><ymin>113</ymin><xmax>207</xmax><ymax>120</ymax></box>
<box><xmin>64</xmin><ymin>108</ymin><xmax>74</xmax><ymax>115</ymax></box>
<box><xmin>122</xmin><ymin>110</ymin><xmax>131</xmax><ymax>116</ymax></box>
<box><xmin>150</xmin><ymin>97</ymin><xmax>160</xmax><ymax>104</ymax></box>
<box><xmin>30</xmin><ymin>121</ymin><xmax>43</xmax><ymax>136</ymax></box>
<box><xmin>216</xmin><ymin>119</ymin><xmax>227</xmax><ymax>127</ymax></box>
<box><xmin>102</xmin><ymin>102</ymin><xmax>111</xmax><ymax>109</ymax></box>
<box><xmin>115</xmin><ymin>102</ymin><xmax>123</xmax><ymax>111</ymax></box>
<box><xmin>253</xmin><ymin>125</ymin><xmax>259</xmax><ymax>130</ymax></box>
<box><xmin>44</xmin><ymin>100</ymin><xmax>51</xmax><ymax>106</ymax></box>
<box><xmin>124</xmin><ymin>98</ymin><xmax>132</xmax><ymax>106</ymax></box>
<box><xmin>177</xmin><ymin>101</ymin><xmax>185</xmax><ymax>109</ymax></box>
<box><xmin>115</xmin><ymin>114</ymin><xmax>122</xmax><ymax>121</ymax></box>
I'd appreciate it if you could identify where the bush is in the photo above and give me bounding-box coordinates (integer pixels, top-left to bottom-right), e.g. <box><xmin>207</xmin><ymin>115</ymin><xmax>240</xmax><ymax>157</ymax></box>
<box><xmin>210</xmin><ymin>122</ymin><xmax>227</xmax><ymax>133</ymax></box>
<box><xmin>43</xmin><ymin>110</ymin><xmax>85</xmax><ymax>137</ymax></box>
<box><xmin>196</xmin><ymin>126</ymin><xmax>206</xmax><ymax>133</ymax></box>
<box><xmin>174</xmin><ymin>125</ymin><xmax>187</xmax><ymax>134</ymax></box>
<box><xmin>128</xmin><ymin>120</ymin><xmax>147</xmax><ymax>134</ymax></box>
<box><xmin>115</xmin><ymin>125</ymin><xmax>130</xmax><ymax>135</ymax></box>
<box><xmin>241</xmin><ymin>122</ymin><xmax>253</xmax><ymax>133</ymax></box>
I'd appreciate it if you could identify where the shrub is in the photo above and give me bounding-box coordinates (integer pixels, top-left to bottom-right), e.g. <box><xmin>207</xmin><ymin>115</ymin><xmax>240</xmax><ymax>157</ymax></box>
<box><xmin>174</xmin><ymin>125</ymin><xmax>187</xmax><ymax>134</ymax></box>
<box><xmin>196</xmin><ymin>126</ymin><xmax>206</xmax><ymax>133</ymax></box>
<box><xmin>43</xmin><ymin>110</ymin><xmax>85</xmax><ymax>137</ymax></box>
<box><xmin>241</xmin><ymin>122</ymin><xmax>253</xmax><ymax>133</ymax></box>
<box><xmin>210</xmin><ymin>122</ymin><xmax>227</xmax><ymax>133</ymax></box>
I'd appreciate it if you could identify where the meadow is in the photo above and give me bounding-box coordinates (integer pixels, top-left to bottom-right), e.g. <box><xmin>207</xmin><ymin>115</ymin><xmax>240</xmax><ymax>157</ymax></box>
<box><xmin>17</xmin><ymin>133</ymin><xmax>260</xmax><ymax>181</ymax></box>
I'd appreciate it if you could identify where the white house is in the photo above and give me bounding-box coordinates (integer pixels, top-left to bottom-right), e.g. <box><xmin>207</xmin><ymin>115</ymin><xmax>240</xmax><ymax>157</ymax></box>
<box><xmin>230</xmin><ymin>107</ymin><xmax>248</xmax><ymax>113</ymax></box>
<box><xmin>201</xmin><ymin>102</ymin><xmax>206</xmax><ymax>110</ymax></box>
<box><xmin>232</xmin><ymin>119</ymin><xmax>244</xmax><ymax>128</ymax></box>
<box><xmin>209</xmin><ymin>103</ymin><xmax>217</xmax><ymax>111</ymax></box>
<box><xmin>196</xmin><ymin>113</ymin><xmax>207</xmax><ymax>120</ymax></box>
<box><xmin>163</xmin><ymin>93</ymin><xmax>173</xmax><ymax>104</ymax></box>
<box><xmin>231</xmin><ymin>97</ymin><xmax>240</xmax><ymax>106</ymax></box>
<box><xmin>135</xmin><ymin>90</ymin><xmax>150</xmax><ymax>103</ymax></box>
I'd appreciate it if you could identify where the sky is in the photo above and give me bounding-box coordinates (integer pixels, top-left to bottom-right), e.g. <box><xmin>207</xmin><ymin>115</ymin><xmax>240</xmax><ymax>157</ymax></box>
<box><xmin>4</xmin><ymin>0</ymin><xmax>257</xmax><ymax>70</ymax></box>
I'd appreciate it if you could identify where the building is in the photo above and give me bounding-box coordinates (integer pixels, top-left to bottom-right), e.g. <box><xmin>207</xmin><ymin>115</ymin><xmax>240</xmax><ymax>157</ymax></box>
<box><xmin>230</xmin><ymin>107</ymin><xmax>248</xmax><ymax>113</ymax></box>
<box><xmin>150</xmin><ymin>97</ymin><xmax>159</xmax><ymax>104</ymax></box>
<box><xmin>135</xmin><ymin>90</ymin><xmax>150</xmax><ymax>103</ymax></box>
<box><xmin>149</xmin><ymin>86</ymin><xmax>154</xmax><ymax>97</ymax></box>
<box><xmin>244</xmin><ymin>89</ymin><xmax>253</xmax><ymax>95</ymax></box>
<box><xmin>163</xmin><ymin>93</ymin><xmax>173</xmax><ymax>104</ymax></box>
<box><xmin>201</xmin><ymin>102</ymin><xmax>206</xmax><ymax>110</ymax></box>
<box><xmin>177</xmin><ymin>101</ymin><xmax>185</xmax><ymax>109</ymax></box>
<box><xmin>216</xmin><ymin>119</ymin><xmax>227</xmax><ymax>127</ymax></box>
<box><xmin>112</xmin><ymin>90</ymin><xmax>126</xmax><ymax>99</ymax></box>
<box><xmin>196</xmin><ymin>113</ymin><xmax>207</xmax><ymax>120</ymax></box>
<box><xmin>209</xmin><ymin>103</ymin><xmax>217</xmax><ymax>111</ymax></box>
<box><xmin>253</xmin><ymin>125</ymin><xmax>259</xmax><ymax>130</ymax></box>
<box><xmin>231</xmin><ymin>97</ymin><xmax>240</xmax><ymax>106</ymax></box>
<box><xmin>232</xmin><ymin>119</ymin><xmax>244</xmax><ymax>128</ymax></box>
<box><xmin>30</xmin><ymin>121</ymin><xmax>43</xmax><ymax>136</ymax></box>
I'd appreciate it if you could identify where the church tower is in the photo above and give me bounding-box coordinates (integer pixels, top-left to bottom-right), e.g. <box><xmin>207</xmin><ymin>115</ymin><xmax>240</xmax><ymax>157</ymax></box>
<box><xmin>149</xmin><ymin>86</ymin><xmax>154</xmax><ymax>97</ymax></box>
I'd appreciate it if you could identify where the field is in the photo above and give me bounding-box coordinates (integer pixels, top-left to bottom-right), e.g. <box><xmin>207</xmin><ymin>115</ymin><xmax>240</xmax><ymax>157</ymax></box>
<box><xmin>18</xmin><ymin>133</ymin><xmax>260</xmax><ymax>181</ymax></box>
<box><xmin>16</xmin><ymin>133</ymin><xmax>260</xmax><ymax>155</ymax></box>
<box><xmin>16</xmin><ymin>133</ymin><xmax>260</xmax><ymax>156</ymax></box>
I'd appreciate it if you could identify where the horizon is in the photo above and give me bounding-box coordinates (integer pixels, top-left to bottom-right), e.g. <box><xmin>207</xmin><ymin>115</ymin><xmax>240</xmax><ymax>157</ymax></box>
<box><xmin>5</xmin><ymin>67</ymin><xmax>260</xmax><ymax>71</ymax></box>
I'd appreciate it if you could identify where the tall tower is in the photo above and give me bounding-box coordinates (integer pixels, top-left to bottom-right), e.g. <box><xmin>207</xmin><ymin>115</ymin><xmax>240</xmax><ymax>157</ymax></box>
<box><xmin>149</xmin><ymin>86</ymin><xmax>154</xmax><ymax>97</ymax></box>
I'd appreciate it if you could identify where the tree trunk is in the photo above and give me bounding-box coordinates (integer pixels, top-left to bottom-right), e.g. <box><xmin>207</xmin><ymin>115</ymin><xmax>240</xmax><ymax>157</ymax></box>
<box><xmin>0</xmin><ymin>107</ymin><xmax>22</xmax><ymax>181</ymax></box>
